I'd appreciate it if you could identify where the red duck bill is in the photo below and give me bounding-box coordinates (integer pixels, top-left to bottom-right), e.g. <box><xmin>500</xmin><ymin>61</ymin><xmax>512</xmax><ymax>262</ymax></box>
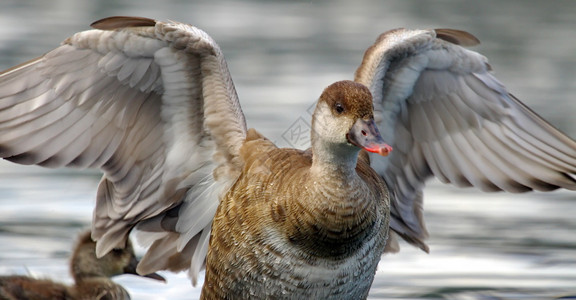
<box><xmin>347</xmin><ymin>118</ymin><xmax>392</xmax><ymax>157</ymax></box>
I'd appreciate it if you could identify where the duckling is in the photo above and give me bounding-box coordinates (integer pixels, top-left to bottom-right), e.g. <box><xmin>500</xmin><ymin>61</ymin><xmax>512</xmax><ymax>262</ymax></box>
<box><xmin>0</xmin><ymin>230</ymin><xmax>164</xmax><ymax>300</ymax></box>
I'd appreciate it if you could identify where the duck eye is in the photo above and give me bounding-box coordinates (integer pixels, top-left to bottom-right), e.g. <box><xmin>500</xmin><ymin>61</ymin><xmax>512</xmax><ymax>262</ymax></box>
<box><xmin>111</xmin><ymin>248</ymin><xmax>124</xmax><ymax>255</ymax></box>
<box><xmin>335</xmin><ymin>103</ymin><xmax>344</xmax><ymax>114</ymax></box>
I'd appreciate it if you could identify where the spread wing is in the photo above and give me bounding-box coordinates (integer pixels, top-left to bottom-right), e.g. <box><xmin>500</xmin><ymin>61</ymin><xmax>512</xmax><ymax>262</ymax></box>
<box><xmin>355</xmin><ymin>28</ymin><xmax>576</xmax><ymax>251</ymax></box>
<box><xmin>0</xmin><ymin>16</ymin><xmax>247</xmax><ymax>284</ymax></box>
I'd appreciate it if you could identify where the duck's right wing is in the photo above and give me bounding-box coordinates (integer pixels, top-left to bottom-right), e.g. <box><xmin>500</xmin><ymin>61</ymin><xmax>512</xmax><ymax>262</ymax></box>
<box><xmin>0</xmin><ymin>16</ymin><xmax>246</xmax><ymax>284</ymax></box>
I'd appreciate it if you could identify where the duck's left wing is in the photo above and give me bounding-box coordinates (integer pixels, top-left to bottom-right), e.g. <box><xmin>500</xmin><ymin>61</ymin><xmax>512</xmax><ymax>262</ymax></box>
<box><xmin>355</xmin><ymin>28</ymin><xmax>576</xmax><ymax>250</ymax></box>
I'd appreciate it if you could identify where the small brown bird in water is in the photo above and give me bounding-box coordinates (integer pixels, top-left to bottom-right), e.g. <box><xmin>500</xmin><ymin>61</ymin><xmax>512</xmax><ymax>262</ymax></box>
<box><xmin>0</xmin><ymin>230</ymin><xmax>165</xmax><ymax>300</ymax></box>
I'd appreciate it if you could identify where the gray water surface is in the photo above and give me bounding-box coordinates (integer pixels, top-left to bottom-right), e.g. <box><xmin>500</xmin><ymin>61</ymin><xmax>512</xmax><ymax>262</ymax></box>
<box><xmin>0</xmin><ymin>1</ymin><xmax>575</xmax><ymax>299</ymax></box>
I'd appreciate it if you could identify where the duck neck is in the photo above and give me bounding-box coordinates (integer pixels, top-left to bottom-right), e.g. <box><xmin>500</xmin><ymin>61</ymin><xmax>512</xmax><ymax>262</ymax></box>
<box><xmin>310</xmin><ymin>139</ymin><xmax>360</xmax><ymax>181</ymax></box>
<box><xmin>285</xmin><ymin>140</ymin><xmax>378</xmax><ymax>259</ymax></box>
<box><xmin>71</xmin><ymin>257</ymin><xmax>105</xmax><ymax>284</ymax></box>
<box><xmin>73</xmin><ymin>271</ymin><xmax>108</xmax><ymax>283</ymax></box>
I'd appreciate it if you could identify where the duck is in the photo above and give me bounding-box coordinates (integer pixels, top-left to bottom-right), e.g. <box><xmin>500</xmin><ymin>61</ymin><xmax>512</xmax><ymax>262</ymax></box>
<box><xmin>0</xmin><ymin>16</ymin><xmax>574</xmax><ymax>299</ymax></box>
<box><xmin>0</xmin><ymin>230</ymin><xmax>165</xmax><ymax>300</ymax></box>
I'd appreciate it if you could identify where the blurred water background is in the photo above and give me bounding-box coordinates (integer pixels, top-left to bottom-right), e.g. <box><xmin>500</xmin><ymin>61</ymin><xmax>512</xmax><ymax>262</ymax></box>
<box><xmin>0</xmin><ymin>0</ymin><xmax>575</xmax><ymax>299</ymax></box>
